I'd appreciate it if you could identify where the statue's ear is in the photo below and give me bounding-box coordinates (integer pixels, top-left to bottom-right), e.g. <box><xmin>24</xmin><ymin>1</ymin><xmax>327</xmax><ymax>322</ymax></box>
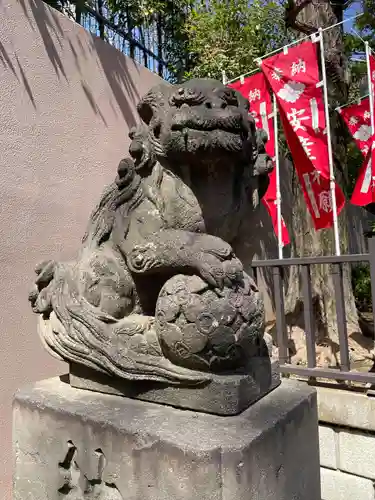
<box><xmin>255</xmin><ymin>128</ymin><xmax>269</xmax><ymax>146</ymax></box>
<box><xmin>128</xmin><ymin>127</ymin><xmax>137</xmax><ymax>140</ymax></box>
<box><xmin>255</xmin><ymin>128</ymin><xmax>269</xmax><ymax>155</ymax></box>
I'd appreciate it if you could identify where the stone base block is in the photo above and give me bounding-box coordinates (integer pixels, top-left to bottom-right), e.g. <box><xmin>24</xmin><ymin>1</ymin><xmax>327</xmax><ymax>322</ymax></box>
<box><xmin>13</xmin><ymin>377</ymin><xmax>321</xmax><ymax>500</ymax></box>
<box><xmin>69</xmin><ymin>357</ymin><xmax>280</xmax><ymax>416</ymax></box>
<box><xmin>321</xmin><ymin>467</ymin><xmax>375</xmax><ymax>500</ymax></box>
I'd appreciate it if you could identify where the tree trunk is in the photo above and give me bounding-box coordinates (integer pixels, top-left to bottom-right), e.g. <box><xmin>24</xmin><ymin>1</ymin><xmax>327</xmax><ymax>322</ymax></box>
<box><xmin>126</xmin><ymin>8</ymin><xmax>135</xmax><ymax>60</ymax></box>
<box><xmin>156</xmin><ymin>13</ymin><xmax>164</xmax><ymax>77</ymax></box>
<box><xmin>97</xmin><ymin>0</ymin><xmax>105</xmax><ymax>40</ymax></box>
<box><xmin>283</xmin><ymin>0</ymin><xmax>370</xmax><ymax>367</ymax></box>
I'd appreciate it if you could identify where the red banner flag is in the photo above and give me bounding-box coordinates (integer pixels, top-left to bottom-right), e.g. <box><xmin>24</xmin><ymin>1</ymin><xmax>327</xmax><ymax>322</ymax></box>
<box><xmin>339</xmin><ymin>97</ymin><xmax>371</xmax><ymax>156</ymax></box>
<box><xmin>351</xmin><ymin>54</ymin><xmax>375</xmax><ymax>206</ymax></box>
<box><xmin>260</xmin><ymin>40</ymin><xmax>345</xmax><ymax>230</ymax></box>
<box><xmin>351</xmin><ymin>140</ymin><xmax>375</xmax><ymax>206</ymax></box>
<box><xmin>339</xmin><ymin>97</ymin><xmax>375</xmax><ymax>206</ymax></box>
<box><xmin>229</xmin><ymin>73</ymin><xmax>290</xmax><ymax>246</ymax></box>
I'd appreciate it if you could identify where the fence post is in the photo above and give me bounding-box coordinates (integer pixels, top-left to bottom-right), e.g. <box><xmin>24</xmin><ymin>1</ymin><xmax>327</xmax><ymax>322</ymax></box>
<box><xmin>300</xmin><ymin>265</ymin><xmax>316</xmax><ymax>369</ymax></box>
<box><xmin>272</xmin><ymin>266</ymin><xmax>289</xmax><ymax>364</ymax></box>
<box><xmin>332</xmin><ymin>263</ymin><xmax>350</xmax><ymax>372</ymax></box>
<box><xmin>365</xmin><ymin>230</ymin><xmax>375</xmax><ymax>330</ymax></box>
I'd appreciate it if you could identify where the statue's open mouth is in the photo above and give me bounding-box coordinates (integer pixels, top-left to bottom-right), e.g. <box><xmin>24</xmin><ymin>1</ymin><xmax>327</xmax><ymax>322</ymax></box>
<box><xmin>171</xmin><ymin>123</ymin><xmax>244</xmax><ymax>136</ymax></box>
<box><xmin>170</xmin><ymin>112</ymin><xmax>248</xmax><ymax>137</ymax></box>
<box><xmin>167</xmin><ymin>127</ymin><xmax>246</xmax><ymax>154</ymax></box>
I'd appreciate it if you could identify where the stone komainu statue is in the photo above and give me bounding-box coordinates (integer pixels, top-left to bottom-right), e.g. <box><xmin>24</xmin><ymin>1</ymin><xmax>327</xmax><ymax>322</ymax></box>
<box><xmin>29</xmin><ymin>79</ymin><xmax>274</xmax><ymax>387</ymax></box>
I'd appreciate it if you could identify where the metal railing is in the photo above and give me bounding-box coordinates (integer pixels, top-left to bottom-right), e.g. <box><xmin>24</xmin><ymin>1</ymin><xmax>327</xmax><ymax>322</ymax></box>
<box><xmin>252</xmin><ymin>234</ymin><xmax>375</xmax><ymax>385</ymax></box>
<box><xmin>79</xmin><ymin>5</ymin><xmax>172</xmax><ymax>80</ymax></box>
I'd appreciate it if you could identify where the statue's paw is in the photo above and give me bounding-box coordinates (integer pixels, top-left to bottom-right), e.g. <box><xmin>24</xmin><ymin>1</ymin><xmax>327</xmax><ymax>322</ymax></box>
<box><xmin>34</xmin><ymin>260</ymin><xmax>56</xmax><ymax>289</ymax></box>
<box><xmin>28</xmin><ymin>285</ymin><xmax>53</xmax><ymax>314</ymax></box>
<box><xmin>194</xmin><ymin>253</ymin><xmax>243</xmax><ymax>289</ymax></box>
<box><xmin>222</xmin><ymin>258</ymin><xmax>244</xmax><ymax>286</ymax></box>
<box><xmin>29</xmin><ymin>260</ymin><xmax>58</xmax><ymax>314</ymax></box>
<box><xmin>28</xmin><ymin>285</ymin><xmax>39</xmax><ymax>309</ymax></box>
<box><xmin>194</xmin><ymin>234</ymin><xmax>233</xmax><ymax>260</ymax></box>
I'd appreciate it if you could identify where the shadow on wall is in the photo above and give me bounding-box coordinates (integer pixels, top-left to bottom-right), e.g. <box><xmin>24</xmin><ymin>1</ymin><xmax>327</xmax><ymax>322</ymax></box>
<box><xmin>0</xmin><ymin>40</ymin><xmax>18</xmax><ymax>78</ymax></box>
<box><xmin>81</xmin><ymin>80</ymin><xmax>108</xmax><ymax>126</ymax></box>
<box><xmin>14</xmin><ymin>0</ymin><xmax>141</xmax><ymax>128</ymax></box>
<box><xmin>89</xmin><ymin>33</ymin><xmax>141</xmax><ymax>128</ymax></box>
<box><xmin>0</xmin><ymin>40</ymin><xmax>36</xmax><ymax>108</ymax></box>
<box><xmin>17</xmin><ymin>0</ymin><xmax>68</xmax><ymax>80</ymax></box>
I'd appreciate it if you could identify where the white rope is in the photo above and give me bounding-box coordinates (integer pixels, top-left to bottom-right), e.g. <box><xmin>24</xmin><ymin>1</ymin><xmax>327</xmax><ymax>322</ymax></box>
<box><xmin>335</xmin><ymin>94</ymin><xmax>369</xmax><ymax>111</ymax></box>
<box><xmin>226</xmin><ymin>67</ymin><xmax>259</xmax><ymax>85</ymax></box>
<box><xmin>351</xmin><ymin>28</ymin><xmax>371</xmax><ymax>47</ymax></box>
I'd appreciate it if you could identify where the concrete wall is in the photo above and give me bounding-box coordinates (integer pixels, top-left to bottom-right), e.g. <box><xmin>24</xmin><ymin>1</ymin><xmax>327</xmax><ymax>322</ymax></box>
<box><xmin>317</xmin><ymin>386</ymin><xmax>375</xmax><ymax>500</ymax></box>
<box><xmin>0</xmin><ymin>0</ymin><xmax>164</xmax><ymax>497</ymax></box>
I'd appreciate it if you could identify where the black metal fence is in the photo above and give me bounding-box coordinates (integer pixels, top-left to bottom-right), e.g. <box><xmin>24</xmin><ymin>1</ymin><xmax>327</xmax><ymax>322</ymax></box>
<box><xmin>252</xmin><ymin>234</ymin><xmax>375</xmax><ymax>385</ymax></box>
<box><xmin>79</xmin><ymin>5</ymin><xmax>171</xmax><ymax>80</ymax></box>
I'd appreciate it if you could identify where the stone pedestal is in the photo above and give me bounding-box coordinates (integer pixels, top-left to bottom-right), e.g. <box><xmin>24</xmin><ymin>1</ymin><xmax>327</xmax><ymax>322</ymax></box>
<box><xmin>13</xmin><ymin>377</ymin><xmax>321</xmax><ymax>500</ymax></box>
<box><xmin>69</xmin><ymin>357</ymin><xmax>281</xmax><ymax>416</ymax></box>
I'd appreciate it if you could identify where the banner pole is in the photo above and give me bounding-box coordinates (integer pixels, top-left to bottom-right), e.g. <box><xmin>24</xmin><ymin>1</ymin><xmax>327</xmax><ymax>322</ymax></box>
<box><xmin>365</xmin><ymin>41</ymin><xmax>375</xmax><ymax>356</ymax></box>
<box><xmin>318</xmin><ymin>28</ymin><xmax>341</xmax><ymax>256</ymax></box>
<box><xmin>222</xmin><ymin>70</ymin><xmax>227</xmax><ymax>85</ymax></box>
<box><xmin>365</xmin><ymin>42</ymin><xmax>375</xmax><ymax>137</ymax></box>
<box><xmin>273</xmin><ymin>93</ymin><xmax>283</xmax><ymax>259</ymax></box>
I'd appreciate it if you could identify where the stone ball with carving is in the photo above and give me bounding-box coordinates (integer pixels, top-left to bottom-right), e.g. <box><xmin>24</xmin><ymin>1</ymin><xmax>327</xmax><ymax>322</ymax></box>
<box><xmin>155</xmin><ymin>273</ymin><xmax>265</xmax><ymax>373</ymax></box>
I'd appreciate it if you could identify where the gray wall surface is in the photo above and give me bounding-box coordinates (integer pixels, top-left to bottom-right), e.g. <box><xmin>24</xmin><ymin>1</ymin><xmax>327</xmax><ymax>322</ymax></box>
<box><xmin>0</xmin><ymin>0</ymin><xmax>163</xmax><ymax>497</ymax></box>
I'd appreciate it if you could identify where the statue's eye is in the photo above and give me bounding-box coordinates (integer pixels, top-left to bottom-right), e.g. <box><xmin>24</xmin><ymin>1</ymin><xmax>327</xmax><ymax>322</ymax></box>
<box><xmin>169</xmin><ymin>89</ymin><xmax>205</xmax><ymax>107</ymax></box>
<box><xmin>223</xmin><ymin>90</ymin><xmax>238</xmax><ymax>106</ymax></box>
<box><xmin>170</xmin><ymin>96</ymin><xmax>182</xmax><ymax>107</ymax></box>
